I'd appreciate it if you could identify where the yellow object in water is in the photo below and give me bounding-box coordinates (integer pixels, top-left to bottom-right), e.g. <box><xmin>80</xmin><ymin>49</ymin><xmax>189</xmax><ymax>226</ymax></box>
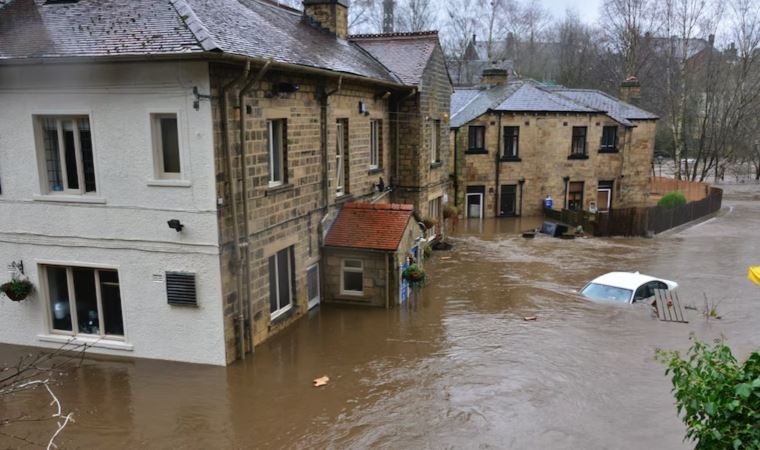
<box><xmin>749</xmin><ymin>267</ymin><xmax>760</xmax><ymax>286</ymax></box>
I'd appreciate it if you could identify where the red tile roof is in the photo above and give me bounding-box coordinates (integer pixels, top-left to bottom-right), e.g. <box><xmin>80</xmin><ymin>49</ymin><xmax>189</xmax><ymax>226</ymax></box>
<box><xmin>324</xmin><ymin>202</ymin><xmax>415</xmax><ymax>252</ymax></box>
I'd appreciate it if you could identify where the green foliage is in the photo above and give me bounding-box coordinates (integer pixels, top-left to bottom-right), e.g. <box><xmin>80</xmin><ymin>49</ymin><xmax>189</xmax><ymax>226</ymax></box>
<box><xmin>658</xmin><ymin>191</ymin><xmax>688</xmax><ymax>209</ymax></box>
<box><xmin>402</xmin><ymin>264</ymin><xmax>426</xmax><ymax>288</ymax></box>
<box><xmin>656</xmin><ymin>338</ymin><xmax>760</xmax><ymax>449</ymax></box>
<box><xmin>1</xmin><ymin>278</ymin><xmax>33</xmax><ymax>302</ymax></box>
<box><xmin>423</xmin><ymin>243</ymin><xmax>433</xmax><ymax>259</ymax></box>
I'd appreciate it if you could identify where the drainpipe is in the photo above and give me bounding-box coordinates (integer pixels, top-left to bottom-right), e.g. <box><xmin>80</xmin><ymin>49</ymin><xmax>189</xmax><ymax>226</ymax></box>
<box><xmin>494</xmin><ymin>113</ymin><xmax>502</xmax><ymax>217</ymax></box>
<box><xmin>220</xmin><ymin>61</ymin><xmax>250</xmax><ymax>361</ymax></box>
<box><xmin>385</xmin><ymin>252</ymin><xmax>391</xmax><ymax>310</ymax></box>
<box><xmin>236</xmin><ymin>60</ymin><xmax>272</xmax><ymax>356</ymax></box>
<box><xmin>453</xmin><ymin>128</ymin><xmax>459</xmax><ymax>208</ymax></box>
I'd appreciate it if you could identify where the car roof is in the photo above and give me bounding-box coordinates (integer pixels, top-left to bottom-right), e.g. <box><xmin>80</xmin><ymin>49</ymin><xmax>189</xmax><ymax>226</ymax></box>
<box><xmin>589</xmin><ymin>272</ymin><xmax>671</xmax><ymax>291</ymax></box>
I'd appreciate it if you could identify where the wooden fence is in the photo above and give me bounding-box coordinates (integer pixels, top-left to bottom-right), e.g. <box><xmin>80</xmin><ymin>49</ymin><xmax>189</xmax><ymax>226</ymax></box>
<box><xmin>650</xmin><ymin>176</ymin><xmax>711</xmax><ymax>203</ymax></box>
<box><xmin>544</xmin><ymin>187</ymin><xmax>723</xmax><ymax>237</ymax></box>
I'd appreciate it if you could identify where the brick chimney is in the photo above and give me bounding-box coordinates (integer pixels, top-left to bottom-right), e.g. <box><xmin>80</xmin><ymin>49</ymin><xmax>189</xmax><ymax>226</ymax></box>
<box><xmin>620</xmin><ymin>75</ymin><xmax>641</xmax><ymax>104</ymax></box>
<box><xmin>480</xmin><ymin>68</ymin><xmax>508</xmax><ymax>86</ymax></box>
<box><xmin>303</xmin><ymin>0</ymin><xmax>348</xmax><ymax>40</ymax></box>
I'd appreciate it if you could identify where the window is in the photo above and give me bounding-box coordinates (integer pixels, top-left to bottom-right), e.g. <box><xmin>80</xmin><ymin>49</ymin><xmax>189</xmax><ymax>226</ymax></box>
<box><xmin>600</xmin><ymin>126</ymin><xmax>618</xmax><ymax>152</ymax></box>
<box><xmin>267</xmin><ymin>119</ymin><xmax>286</xmax><ymax>187</ymax></box>
<box><xmin>44</xmin><ymin>265</ymin><xmax>123</xmax><ymax>338</ymax></box>
<box><xmin>336</xmin><ymin>120</ymin><xmax>349</xmax><ymax>196</ymax></box>
<box><xmin>341</xmin><ymin>259</ymin><xmax>363</xmax><ymax>295</ymax></box>
<box><xmin>567</xmin><ymin>181</ymin><xmax>584</xmax><ymax>211</ymax></box>
<box><xmin>151</xmin><ymin>114</ymin><xmax>181</xmax><ymax>179</ymax></box>
<box><xmin>37</xmin><ymin>116</ymin><xmax>96</xmax><ymax>194</ymax></box>
<box><xmin>431</xmin><ymin>120</ymin><xmax>441</xmax><ymax>163</ymax></box>
<box><xmin>571</xmin><ymin>126</ymin><xmax>587</xmax><ymax>157</ymax></box>
<box><xmin>428</xmin><ymin>196</ymin><xmax>441</xmax><ymax>220</ymax></box>
<box><xmin>468</xmin><ymin>126</ymin><xmax>485</xmax><ymax>152</ymax></box>
<box><xmin>370</xmin><ymin>120</ymin><xmax>381</xmax><ymax>169</ymax></box>
<box><xmin>502</xmin><ymin>126</ymin><xmax>519</xmax><ymax>159</ymax></box>
<box><xmin>268</xmin><ymin>246</ymin><xmax>294</xmax><ymax>319</ymax></box>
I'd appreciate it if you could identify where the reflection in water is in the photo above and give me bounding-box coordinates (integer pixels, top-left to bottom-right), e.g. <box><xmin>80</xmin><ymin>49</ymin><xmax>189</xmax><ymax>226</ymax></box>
<box><xmin>1</xmin><ymin>186</ymin><xmax>759</xmax><ymax>449</ymax></box>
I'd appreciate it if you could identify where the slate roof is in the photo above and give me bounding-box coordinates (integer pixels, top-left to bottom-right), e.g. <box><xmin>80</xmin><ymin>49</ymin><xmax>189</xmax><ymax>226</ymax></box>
<box><xmin>350</xmin><ymin>31</ymin><xmax>439</xmax><ymax>86</ymax></box>
<box><xmin>451</xmin><ymin>80</ymin><xmax>658</xmax><ymax>128</ymax></box>
<box><xmin>0</xmin><ymin>0</ymin><xmax>399</xmax><ymax>83</ymax></box>
<box><xmin>324</xmin><ymin>203</ymin><xmax>414</xmax><ymax>252</ymax></box>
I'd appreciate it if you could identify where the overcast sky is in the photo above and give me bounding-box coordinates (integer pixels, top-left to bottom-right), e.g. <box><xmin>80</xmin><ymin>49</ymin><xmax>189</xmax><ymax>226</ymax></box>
<box><xmin>541</xmin><ymin>0</ymin><xmax>602</xmax><ymax>23</ymax></box>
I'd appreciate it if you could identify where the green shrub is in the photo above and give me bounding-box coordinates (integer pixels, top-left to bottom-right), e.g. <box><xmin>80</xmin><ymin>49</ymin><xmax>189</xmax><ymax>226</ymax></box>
<box><xmin>656</xmin><ymin>338</ymin><xmax>760</xmax><ymax>449</ymax></box>
<box><xmin>658</xmin><ymin>191</ymin><xmax>687</xmax><ymax>209</ymax></box>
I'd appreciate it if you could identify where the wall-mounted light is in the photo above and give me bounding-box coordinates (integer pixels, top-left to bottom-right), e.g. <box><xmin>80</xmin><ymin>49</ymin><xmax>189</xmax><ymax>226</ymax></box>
<box><xmin>167</xmin><ymin>219</ymin><xmax>184</xmax><ymax>232</ymax></box>
<box><xmin>563</xmin><ymin>176</ymin><xmax>570</xmax><ymax>183</ymax></box>
<box><xmin>519</xmin><ymin>177</ymin><xmax>526</xmax><ymax>185</ymax></box>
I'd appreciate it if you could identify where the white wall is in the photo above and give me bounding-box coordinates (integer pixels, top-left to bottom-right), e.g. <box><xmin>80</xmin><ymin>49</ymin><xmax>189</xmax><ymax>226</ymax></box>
<box><xmin>0</xmin><ymin>61</ymin><xmax>227</xmax><ymax>365</ymax></box>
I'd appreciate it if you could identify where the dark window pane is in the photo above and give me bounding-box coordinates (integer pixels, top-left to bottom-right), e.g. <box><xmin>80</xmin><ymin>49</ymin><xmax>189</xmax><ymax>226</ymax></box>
<box><xmin>344</xmin><ymin>271</ymin><xmax>363</xmax><ymax>292</ymax></box>
<box><xmin>100</xmin><ymin>270</ymin><xmax>123</xmax><ymax>336</ymax></box>
<box><xmin>62</xmin><ymin>121</ymin><xmax>79</xmax><ymax>189</ymax></box>
<box><xmin>43</xmin><ymin>123</ymin><xmax>63</xmax><ymax>192</ymax></box>
<box><xmin>268</xmin><ymin>256</ymin><xmax>278</xmax><ymax>313</ymax></box>
<box><xmin>277</xmin><ymin>249</ymin><xmax>291</xmax><ymax>310</ymax></box>
<box><xmin>160</xmin><ymin>117</ymin><xmax>181</xmax><ymax>173</ymax></box>
<box><xmin>79</xmin><ymin>120</ymin><xmax>96</xmax><ymax>192</ymax></box>
<box><xmin>47</xmin><ymin>267</ymin><xmax>72</xmax><ymax>331</ymax></box>
<box><xmin>307</xmin><ymin>266</ymin><xmax>319</xmax><ymax>301</ymax></box>
<box><xmin>73</xmin><ymin>268</ymin><xmax>98</xmax><ymax>335</ymax></box>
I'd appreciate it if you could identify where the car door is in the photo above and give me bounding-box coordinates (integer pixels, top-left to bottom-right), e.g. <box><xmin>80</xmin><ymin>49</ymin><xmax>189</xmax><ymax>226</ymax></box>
<box><xmin>632</xmin><ymin>283</ymin><xmax>653</xmax><ymax>303</ymax></box>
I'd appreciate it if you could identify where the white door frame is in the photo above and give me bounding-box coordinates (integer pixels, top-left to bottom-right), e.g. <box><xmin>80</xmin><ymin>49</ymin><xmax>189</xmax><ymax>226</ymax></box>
<box><xmin>306</xmin><ymin>264</ymin><xmax>320</xmax><ymax>310</ymax></box>
<box><xmin>597</xmin><ymin>188</ymin><xmax>612</xmax><ymax>212</ymax></box>
<box><xmin>466</xmin><ymin>193</ymin><xmax>484</xmax><ymax>218</ymax></box>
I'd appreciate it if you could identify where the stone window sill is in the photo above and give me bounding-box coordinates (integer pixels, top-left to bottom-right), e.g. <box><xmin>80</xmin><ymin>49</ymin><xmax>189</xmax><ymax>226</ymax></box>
<box><xmin>265</xmin><ymin>183</ymin><xmax>294</xmax><ymax>196</ymax></box>
<box><xmin>465</xmin><ymin>149</ymin><xmax>489</xmax><ymax>155</ymax></box>
<box><xmin>270</xmin><ymin>305</ymin><xmax>294</xmax><ymax>325</ymax></box>
<box><xmin>38</xmin><ymin>334</ymin><xmax>133</xmax><ymax>351</ymax></box>
<box><xmin>500</xmin><ymin>157</ymin><xmax>522</xmax><ymax>162</ymax></box>
<box><xmin>568</xmin><ymin>154</ymin><xmax>589</xmax><ymax>160</ymax></box>
<box><xmin>147</xmin><ymin>179</ymin><xmax>192</xmax><ymax>188</ymax></box>
<box><xmin>430</xmin><ymin>161</ymin><xmax>443</xmax><ymax>169</ymax></box>
<box><xmin>368</xmin><ymin>167</ymin><xmax>384</xmax><ymax>175</ymax></box>
<box><xmin>33</xmin><ymin>194</ymin><xmax>106</xmax><ymax>205</ymax></box>
<box><xmin>598</xmin><ymin>148</ymin><xmax>619</xmax><ymax>154</ymax></box>
<box><xmin>335</xmin><ymin>193</ymin><xmax>354</xmax><ymax>205</ymax></box>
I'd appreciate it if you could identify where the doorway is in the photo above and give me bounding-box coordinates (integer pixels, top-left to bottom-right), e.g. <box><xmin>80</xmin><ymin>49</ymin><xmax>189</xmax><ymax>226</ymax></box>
<box><xmin>306</xmin><ymin>264</ymin><xmax>320</xmax><ymax>310</ymax></box>
<box><xmin>597</xmin><ymin>180</ymin><xmax>614</xmax><ymax>212</ymax></box>
<box><xmin>466</xmin><ymin>186</ymin><xmax>485</xmax><ymax>218</ymax></box>
<box><xmin>499</xmin><ymin>184</ymin><xmax>517</xmax><ymax>216</ymax></box>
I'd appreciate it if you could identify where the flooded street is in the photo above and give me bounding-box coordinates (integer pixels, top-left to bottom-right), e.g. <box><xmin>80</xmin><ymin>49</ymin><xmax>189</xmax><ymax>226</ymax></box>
<box><xmin>2</xmin><ymin>185</ymin><xmax>760</xmax><ymax>450</ymax></box>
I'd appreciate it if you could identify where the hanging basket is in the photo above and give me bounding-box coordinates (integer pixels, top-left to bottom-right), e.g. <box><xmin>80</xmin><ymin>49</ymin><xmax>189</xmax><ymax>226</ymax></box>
<box><xmin>1</xmin><ymin>278</ymin><xmax>34</xmax><ymax>302</ymax></box>
<box><xmin>402</xmin><ymin>264</ymin><xmax>427</xmax><ymax>288</ymax></box>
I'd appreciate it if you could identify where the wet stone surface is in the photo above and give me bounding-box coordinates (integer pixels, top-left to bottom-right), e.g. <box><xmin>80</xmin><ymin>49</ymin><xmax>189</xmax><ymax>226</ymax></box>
<box><xmin>1</xmin><ymin>184</ymin><xmax>759</xmax><ymax>449</ymax></box>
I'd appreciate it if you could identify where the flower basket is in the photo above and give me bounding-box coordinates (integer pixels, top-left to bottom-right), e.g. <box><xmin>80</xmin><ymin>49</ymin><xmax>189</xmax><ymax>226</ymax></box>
<box><xmin>1</xmin><ymin>278</ymin><xmax>33</xmax><ymax>302</ymax></box>
<box><xmin>421</xmin><ymin>217</ymin><xmax>438</xmax><ymax>230</ymax></box>
<box><xmin>442</xmin><ymin>205</ymin><xmax>459</xmax><ymax>220</ymax></box>
<box><xmin>402</xmin><ymin>264</ymin><xmax>426</xmax><ymax>288</ymax></box>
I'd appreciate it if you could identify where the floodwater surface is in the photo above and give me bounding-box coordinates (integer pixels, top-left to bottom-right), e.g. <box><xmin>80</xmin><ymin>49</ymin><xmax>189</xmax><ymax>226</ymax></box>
<box><xmin>1</xmin><ymin>185</ymin><xmax>759</xmax><ymax>449</ymax></box>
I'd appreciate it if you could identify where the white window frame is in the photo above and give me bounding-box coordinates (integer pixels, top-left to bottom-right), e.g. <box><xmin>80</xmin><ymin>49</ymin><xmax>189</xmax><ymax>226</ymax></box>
<box><xmin>34</xmin><ymin>115</ymin><xmax>97</xmax><ymax>195</ymax></box>
<box><xmin>306</xmin><ymin>264</ymin><xmax>321</xmax><ymax>310</ymax></box>
<box><xmin>370</xmin><ymin>120</ymin><xmax>380</xmax><ymax>169</ymax></box>
<box><xmin>151</xmin><ymin>113</ymin><xmax>182</xmax><ymax>180</ymax></box>
<box><xmin>269</xmin><ymin>247</ymin><xmax>293</xmax><ymax>320</ymax></box>
<box><xmin>340</xmin><ymin>259</ymin><xmax>364</xmax><ymax>296</ymax></box>
<box><xmin>268</xmin><ymin>119</ymin><xmax>286</xmax><ymax>188</ymax></box>
<box><xmin>336</xmin><ymin>121</ymin><xmax>346</xmax><ymax>196</ymax></box>
<box><xmin>431</xmin><ymin>119</ymin><xmax>440</xmax><ymax>163</ymax></box>
<box><xmin>40</xmin><ymin>264</ymin><xmax>126</xmax><ymax>342</ymax></box>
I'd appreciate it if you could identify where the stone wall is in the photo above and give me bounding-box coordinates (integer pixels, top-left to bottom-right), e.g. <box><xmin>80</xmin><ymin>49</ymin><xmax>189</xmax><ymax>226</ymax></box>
<box><xmin>323</xmin><ymin>249</ymin><xmax>388</xmax><ymax>307</ymax></box>
<box><xmin>452</xmin><ymin>111</ymin><xmax>656</xmax><ymax>218</ymax></box>
<box><xmin>210</xmin><ymin>63</ymin><xmax>392</xmax><ymax>362</ymax></box>
<box><xmin>391</xmin><ymin>44</ymin><xmax>452</xmax><ymax>222</ymax></box>
<box><xmin>303</xmin><ymin>2</ymin><xmax>348</xmax><ymax>40</ymax></box>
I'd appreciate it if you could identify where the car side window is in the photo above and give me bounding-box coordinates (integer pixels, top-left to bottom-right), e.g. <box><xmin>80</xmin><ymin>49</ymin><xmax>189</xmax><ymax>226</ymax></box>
<box><xmin>633</xmin><ymin>285</ymin><xmax>650</xmax><ymax>302</ymax></box>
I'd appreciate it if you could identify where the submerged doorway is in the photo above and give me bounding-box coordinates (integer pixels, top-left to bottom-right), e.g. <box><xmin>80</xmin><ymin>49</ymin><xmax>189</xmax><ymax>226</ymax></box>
<box><xmin>597</xmin><ymin>180</ymin><xmax>614</xmax><ymax>212</ymax></box>
<box><xmin>499</xmin><ymin>184</ymin><xmax>517</xmax><ymax>216</ymax></box>
<box><xmin>466</xmin><ymin>186</ymin><xmax>485</xmax><ymax>218</ymax></box>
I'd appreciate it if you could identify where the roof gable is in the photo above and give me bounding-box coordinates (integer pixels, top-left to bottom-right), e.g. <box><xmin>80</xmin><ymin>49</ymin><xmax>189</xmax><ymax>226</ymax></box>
<box><xmin>351</xmin><ymin>31</ymin><xmax>440</xmax><ymax>86</ymax></box>
<box><xmin>324</xmin><ymin>203</ymin><xmax>415</xmax><ymax>252</ymax></box>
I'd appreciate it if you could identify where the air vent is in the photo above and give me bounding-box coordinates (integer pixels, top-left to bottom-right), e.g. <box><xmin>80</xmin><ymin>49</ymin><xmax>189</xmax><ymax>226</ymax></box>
<box><xmin>166</xmin><ymin>272</ymin><xmax>197</xmax><ymax>306</ymax></box>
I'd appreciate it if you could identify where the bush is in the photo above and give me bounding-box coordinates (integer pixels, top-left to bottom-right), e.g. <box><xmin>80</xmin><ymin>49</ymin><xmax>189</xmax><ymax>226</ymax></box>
<box><xmin>656</xmin><ymin>338</ymin><xmax>760</xmax><ymax>449</ymax></box>
<box><xmin>658</xmin><ymin>191</ymin><xmax>687</xmax><ymax>209</ymax></box>
<box><xmin>423</xmin><ymin>243</ymin><xmax>433</xmax><ymax>259</ymax></box>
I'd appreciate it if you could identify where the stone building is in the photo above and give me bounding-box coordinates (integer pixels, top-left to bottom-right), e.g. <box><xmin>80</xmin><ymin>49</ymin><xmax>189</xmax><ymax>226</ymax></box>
<box><xmin>449</xmin><ymin>69</ymin><xmax>658</xmax><ymax>218</ymax></box>
<box><xmin>0</xmin><ymin>0</ymin><xmax>450</xmax><ymax>365</ymax></box>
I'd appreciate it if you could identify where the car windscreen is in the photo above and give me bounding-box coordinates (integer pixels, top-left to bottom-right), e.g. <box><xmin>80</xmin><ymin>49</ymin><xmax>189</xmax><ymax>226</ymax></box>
<box><xmin>580</xmin><ymin>283</ymin><xmax>633</xmax><ymax>303</ymax></box>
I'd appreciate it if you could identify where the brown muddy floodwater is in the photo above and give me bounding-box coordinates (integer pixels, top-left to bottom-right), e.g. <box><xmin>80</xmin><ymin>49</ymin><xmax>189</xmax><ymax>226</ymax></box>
<box><xmin>2</xmin><ymin>185</ymin><xmax>760</xmax><ymax>450</ymax></box>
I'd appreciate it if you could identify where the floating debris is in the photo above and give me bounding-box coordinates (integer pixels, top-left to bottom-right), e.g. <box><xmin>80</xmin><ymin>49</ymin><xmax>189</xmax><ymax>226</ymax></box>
<box><xmin>313</xmin><ymin>376</ymin><xmax>330</xmax><ymax>387</ymax></box>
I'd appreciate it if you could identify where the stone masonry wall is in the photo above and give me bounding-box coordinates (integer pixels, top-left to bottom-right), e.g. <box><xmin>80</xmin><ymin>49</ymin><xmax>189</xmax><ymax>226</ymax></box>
<box><xmin>210</xmin><ymin>64</ymin><xmax>392</xmax><ymax>362</ymax></box>
<box><xmin>453</xmin><ymin>112</ymin><xmax>656</xmax><ymax>218</ymax></box>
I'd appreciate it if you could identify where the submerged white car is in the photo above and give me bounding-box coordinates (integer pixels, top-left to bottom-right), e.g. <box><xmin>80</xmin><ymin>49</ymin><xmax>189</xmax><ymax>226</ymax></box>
<box><xmin>580</xmin><ymin>272</ymin><xmax>678</xmax><ymax>304</ymax></box>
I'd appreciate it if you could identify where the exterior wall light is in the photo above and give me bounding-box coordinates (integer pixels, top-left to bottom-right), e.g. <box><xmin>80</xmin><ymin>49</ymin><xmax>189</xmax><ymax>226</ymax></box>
<box><xmin>167</xmin><ymin>219</ymin><xmax>184</xmax><ymax>232</ymax></box>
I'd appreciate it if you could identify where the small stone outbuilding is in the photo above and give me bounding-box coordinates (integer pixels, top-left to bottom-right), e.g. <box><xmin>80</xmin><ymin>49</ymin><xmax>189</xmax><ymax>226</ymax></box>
<box><xmin>323</xmin><ymin>203</ymin><xmax>423</xmax><ymax>307</ymax></box>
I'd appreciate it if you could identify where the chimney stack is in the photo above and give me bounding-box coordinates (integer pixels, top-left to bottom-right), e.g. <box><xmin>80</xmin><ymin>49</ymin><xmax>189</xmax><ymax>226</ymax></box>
<box><xmin>383</xmin><ymin>0</ymin><xmax>395</xmax><ymax>33</ymax></box>
<box><xmin>620</xmin><ymin>75</ymin><xmax>641</xmax><ymax>104</ymax></box>
<box><xmin>480</xmin><ymin>68</ymin><xmax>508</xmax><ymax>86</ymax></box>
<box><xmin>303</xmin><ymin>0</ymin><xmax>349</xmax><ymax>40</ymax></box>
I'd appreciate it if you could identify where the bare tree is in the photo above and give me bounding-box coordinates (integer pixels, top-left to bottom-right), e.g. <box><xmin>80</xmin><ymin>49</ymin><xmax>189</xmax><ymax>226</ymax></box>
<box><xmin>348</xmin><ymin>0</ymin><xmax>385</xmax><ymax>34</ymax></box>
<box><xmin>396</xmin><ymin>0</ymin><xmax>438</xmax><ymax>32</ymax></box>
<box><xmin>1</xmin><ymin>342</ymin><xmax>87</xmax><ymax>449</ymax></box>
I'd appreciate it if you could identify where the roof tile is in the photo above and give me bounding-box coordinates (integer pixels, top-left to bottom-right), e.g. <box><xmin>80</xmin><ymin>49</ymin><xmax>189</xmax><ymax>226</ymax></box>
<box><xmin>324</xmin><ymin>202</ymin><xmax>415</xmax><ymax>251</ymax></box>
